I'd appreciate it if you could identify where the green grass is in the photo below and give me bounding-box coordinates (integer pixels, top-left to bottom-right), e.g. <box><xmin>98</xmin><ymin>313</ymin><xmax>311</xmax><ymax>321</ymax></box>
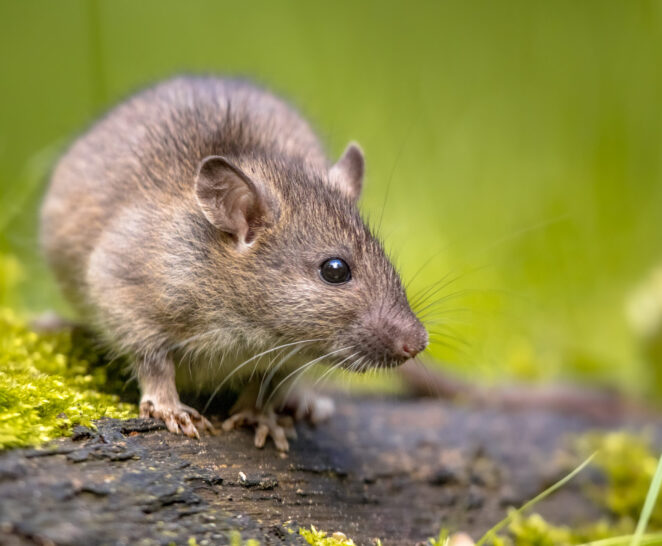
<box><xmin>629</xmin><ymin>452</ymin><xmax>662</xmax><ymax>546</ymax></box>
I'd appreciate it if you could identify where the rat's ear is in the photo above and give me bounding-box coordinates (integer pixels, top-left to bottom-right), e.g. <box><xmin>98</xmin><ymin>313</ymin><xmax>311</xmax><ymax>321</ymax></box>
<box><xmin>329</xmin><ymin>142</ymin><xmax>364</xmax><ymax>202</ymax></box>
<box><xmin>195</xmin><ymin>155</ymin><xmax>277</xmax><ymax>247</ymax></box>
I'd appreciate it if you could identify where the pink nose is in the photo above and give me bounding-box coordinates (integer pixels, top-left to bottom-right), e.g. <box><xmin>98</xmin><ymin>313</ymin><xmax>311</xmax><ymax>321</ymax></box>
<box><xmin>393</xmin><ymin>338</ymin><xmax>426</xmax><ymax>359</ymax></box>
<box><xmin>365</xmin><ymin>309</ymin><xmax>428</xmax><ymax>363</ymax></box>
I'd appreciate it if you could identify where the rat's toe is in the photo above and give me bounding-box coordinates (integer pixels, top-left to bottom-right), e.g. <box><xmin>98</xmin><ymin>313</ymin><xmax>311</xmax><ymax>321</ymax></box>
<box><xmin>178</xmin><ymin>412</ymin><xmax>200</xmax><ymax>439</ymax></box>
<box><xmin>254</xmin><ymin>422</ymin><xmax>270</xmax><ymax>448</ymax></box>
<box><xmin>163</xmin><ymin>411</ymin><xmax>181</xmax><ymax>434</ymax></box>
<box><xmin>140</xmin><ymin>399</ymin><xmax>213</xmax><ymax>438</ymax></box>
<box><xmin>253</xmin><ymin>419</ymin><xmax>290</xmax><ymax>451</ymax></box>
<box><xmin>270</xmin><ymin>424</ymin><xmax>290</xmax><ymax>452</ymax></box>
<box><xmin>224</xmin><ymin>408</ymin><xmax>293</xmax><ymax>451</ymax></box>
<box><xmin>200</xmin><ymin>415</ymin><xmax>217</xmax><ymax>434</ymax></box>
<box><xmin>180</xmin><ymin>403</ymin><xmax>217</xmax><ymax>434</ymax></box>
<box><xmin>221</xmin><ymin>411</ymin><xmax>247</xmax><ymax>431</ymax></box>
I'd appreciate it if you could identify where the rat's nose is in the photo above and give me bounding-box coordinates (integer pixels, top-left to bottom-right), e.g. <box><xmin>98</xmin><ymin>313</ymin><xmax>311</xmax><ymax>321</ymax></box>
<box><xmin>362</xmin><ymin>307</ymin><xmax>428</xmax><ymax>364</ymax></box>
<box><xmin>384</xmin><ymin>314</ymin><xmax>429</xmax><ymax>360</ymax></box>
<box><xmin>392</xmin><ymin>331</ymin><xmax>428</xmax><ymax>359</ymax></box>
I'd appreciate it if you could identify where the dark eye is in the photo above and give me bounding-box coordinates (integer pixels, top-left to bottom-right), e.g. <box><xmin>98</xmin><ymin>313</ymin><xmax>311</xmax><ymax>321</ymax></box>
<box><xmin>319</xmin><ymin>258</ymin><xmax>351</xmax><ymax>284</ymax></box>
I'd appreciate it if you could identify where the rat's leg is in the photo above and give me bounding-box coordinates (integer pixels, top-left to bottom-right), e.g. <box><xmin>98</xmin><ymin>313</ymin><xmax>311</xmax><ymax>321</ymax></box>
<box><xmin>138</xmin><ymin>354</ymin><xmax>215</xmax><ymax>439</ymax></box>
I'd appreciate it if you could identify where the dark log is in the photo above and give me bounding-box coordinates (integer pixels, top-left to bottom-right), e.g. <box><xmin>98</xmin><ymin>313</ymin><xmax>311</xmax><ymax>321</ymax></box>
<box><xmin>0</xmin><ymin>396</ymin><xmax>658</xmax><ymax>546</ymax></box>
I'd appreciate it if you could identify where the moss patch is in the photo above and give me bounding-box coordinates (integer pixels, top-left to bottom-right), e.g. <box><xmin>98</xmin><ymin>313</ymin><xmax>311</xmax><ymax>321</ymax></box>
<box><xmin>486</xmin><ymin>513</ymin><xmax>635</xmax><ymax>546</ymax></box>
<box><xmin>0</xmin><ymin>307</ymin><xmax>136</xmax><ymax>449</ymax></box>
<box><xmin>578</xmin><ymin>432</ymin><xmax>662</xmax><ymax>528</ymax></box>
<box><xmin>299</xmin><ymin>526</ymin><xmax>357</xmax><ymax>546</ymax></box>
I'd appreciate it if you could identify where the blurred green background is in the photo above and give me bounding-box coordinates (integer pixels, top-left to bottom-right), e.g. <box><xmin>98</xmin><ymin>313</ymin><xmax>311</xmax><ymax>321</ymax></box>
<box><xmin>1</xmin><ymin>0</ymin><xmax>661</xmax><ymax>396</ymax></box>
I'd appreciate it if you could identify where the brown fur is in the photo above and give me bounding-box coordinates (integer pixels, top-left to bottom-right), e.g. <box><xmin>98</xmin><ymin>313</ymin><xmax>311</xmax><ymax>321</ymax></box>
<box><xmin>41</xmin><ymin>76</ymin><xmax>427</xmax><ymax>440</ymax></box>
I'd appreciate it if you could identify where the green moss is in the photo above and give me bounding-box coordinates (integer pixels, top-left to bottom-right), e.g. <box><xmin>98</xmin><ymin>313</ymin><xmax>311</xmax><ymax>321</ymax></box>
<box><xmin>491</xmin><ymin>513</ymin><xmax>634</xmax><ymax>546</ymax></box>
<box><xmin>299</xmin><ymin>526</ymin><xmax>357</xmax><ymax>546</ymax></box>
<box><xmin>577</xmin><ymin>432</ymin><xmax>662</xmax><ymax>528</ymax></box>
<box><xmin>430</xmin><ymin>514</ymin><xmax>658</xmax><ymax>546</ymax></box>
<box><xmin>0</xmin><ymin>307</ymin><xmax>136</xmax><ymax>449</ymax></box>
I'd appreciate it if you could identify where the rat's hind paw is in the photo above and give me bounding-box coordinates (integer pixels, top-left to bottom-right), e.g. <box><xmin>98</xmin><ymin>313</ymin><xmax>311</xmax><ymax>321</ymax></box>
<box><xmin>221</xmin><ymin>408</ymin><xmax>296</xmax><ymax>452</ymax></box>
<box><xmin>139</xmin><ymin>400</ymin><xmax>216</xmax><ymax>439</ymax></box>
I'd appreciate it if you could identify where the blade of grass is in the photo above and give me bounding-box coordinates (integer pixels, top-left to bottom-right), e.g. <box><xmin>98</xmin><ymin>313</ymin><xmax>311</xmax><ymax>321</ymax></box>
<box><xmin>475</xmin><ymin>452</ymin><xmax>596</xmax><ymax>546</ymax></box>
<box><xmin>579</xmin><ymin>533</ymin><xmax>662</xmax><ymax>546</ymax></box>
<box><xmin>630</xmin><ymin>453</ymin><xmax>662</xmax><ymax>546</ymax></box>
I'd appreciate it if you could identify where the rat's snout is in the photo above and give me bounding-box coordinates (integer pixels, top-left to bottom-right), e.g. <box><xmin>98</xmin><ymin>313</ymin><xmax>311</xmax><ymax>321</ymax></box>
<box><xmin>358</xmin><ymin>306</ymin><xmax>429</xmax><ymax>366</ymax></box>
<box><xmin>390</xmin><ymin>320</ymin><xmax>428</xmax><ymax>360</ymax></box>
<box><xmin>393</xmin><ymin>331</ymin><xmax>428</xmax><ymax>359</ymax></box>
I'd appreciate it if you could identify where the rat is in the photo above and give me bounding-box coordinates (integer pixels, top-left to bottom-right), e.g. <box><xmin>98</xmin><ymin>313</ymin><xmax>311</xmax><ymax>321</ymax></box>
<box><xmin>40</xmin><ymin>76</ymin><xmax>428</xmax><ymax>450</ymax></box>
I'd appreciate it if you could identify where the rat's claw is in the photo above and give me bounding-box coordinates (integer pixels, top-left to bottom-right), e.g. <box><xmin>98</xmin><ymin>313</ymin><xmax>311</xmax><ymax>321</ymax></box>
<box><xmin>221</xmin><ymin>412</ymin><xmax>246</xmax><ymax>431</ymax></box>
<box><xmin>254</xmin><ymin>422</ymin><xmax>270</xmax><ymax>448</ymax></box>
<box><xmin>139</xmin><ymin>399</ymin><xmax>216</xmax><ymax>439</ymax></box>
<box><xmin>165</xmin><ymin>412</ymin><xmax>181</xmax><ymax>435</ymax></box>
<box><xmin>178</xmin><ymin>403</ymin><xmax>216</xmax><ymax>434</ymax></box>
<box><xmin>222</xmin><ymin>408</ymin><xmax>295</xmax><ymax>452</ymax></box>
<box><xmin>268</xmin><ymin>422</ymin><xmax>290</xmax><ymax>452</ymax></box>
<box><xmin>178</xmin><ymin>411</ymin><xmax>200</xmax><ymax>439</ymax></box>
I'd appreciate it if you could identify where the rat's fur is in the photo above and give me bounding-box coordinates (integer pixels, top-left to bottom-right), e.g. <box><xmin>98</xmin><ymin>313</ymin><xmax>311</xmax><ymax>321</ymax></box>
<box><xmin>41</xmin><ymin>76</ymin><xmax>427</xmax><ymax>447</ymax></box>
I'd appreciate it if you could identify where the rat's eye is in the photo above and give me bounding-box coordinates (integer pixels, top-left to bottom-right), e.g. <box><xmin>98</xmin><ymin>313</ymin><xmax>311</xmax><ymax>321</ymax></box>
<box><xmin>319</xmin><ymin>258</ymin><xmax>351</xmax><ymax>284</ymax></box>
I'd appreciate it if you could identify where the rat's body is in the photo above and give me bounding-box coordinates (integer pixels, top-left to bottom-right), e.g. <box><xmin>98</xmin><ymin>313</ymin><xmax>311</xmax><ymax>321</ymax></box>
<box><xmin>41</xmin><ymin>76</ymin><xmax>427</xmax><ymax>449</ymax></box>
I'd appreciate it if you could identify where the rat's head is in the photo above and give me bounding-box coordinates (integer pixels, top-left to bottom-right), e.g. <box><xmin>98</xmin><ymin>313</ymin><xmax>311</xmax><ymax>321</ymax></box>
<box><xmin>194</xmin><ymin>143</ymin><xmax>428</xmax><ymax>370</ymax></box>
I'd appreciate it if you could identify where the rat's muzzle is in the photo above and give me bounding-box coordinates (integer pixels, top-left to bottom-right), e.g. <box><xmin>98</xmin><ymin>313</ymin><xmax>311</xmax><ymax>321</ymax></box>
<box><xmin>348</xmin><ymin>306</ymin><xmax>428</xmax><ymax>368</ymax></box>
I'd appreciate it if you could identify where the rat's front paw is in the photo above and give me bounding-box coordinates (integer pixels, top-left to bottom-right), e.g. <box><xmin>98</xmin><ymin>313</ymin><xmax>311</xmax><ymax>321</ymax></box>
<box><xmin>140</xmin><ymin>399</ymin><xmax>216</xmax><ymax>439</ymax></box>
<box><xmin>222</xmin><ymin>407</ymin><xmax>296</xmax><ymax>452</ymax></box>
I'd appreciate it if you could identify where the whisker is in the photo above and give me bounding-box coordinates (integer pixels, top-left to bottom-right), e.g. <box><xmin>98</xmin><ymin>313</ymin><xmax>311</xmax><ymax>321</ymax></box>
<box><xmin>256</xmin><ymin>345</ymin><xmax>305</xmax><ymax>409</ymax></box>
<box><xmin>403</xmin><ymin>249</ymin><xmax>447</xmax><ymax>292</ymax></box>
<box><xmin>264</xmin><ymin>346</ymin><xmax>352</xmax><ymax>408</ymax></box>
<box><xmin>203</xmin><ymin>337</ymin><xmax>324</xmax><ymax>412</ymax></box>
<box><xmin>313</xmin><ymin>351</ymin><xmax>359</xmax><ymax>388</ymax></box>
<box><xmin>411</xmin><ymin>275</ymin><xmax>466</xmax><ymax>312</ymax></box>
<box><xmin>376</xmin><ymin>117</ymin><xmax>416</xmax><ymax>235</ymax></box>
<box><xmin>426</xmin><ymin>328</ymin><xmax>470</xmax><ymax>347</ymax></box>
<box><xmin>409</xmin><ymin>271</ymin><xmax>462</xmax><ymax>309</ymax></box>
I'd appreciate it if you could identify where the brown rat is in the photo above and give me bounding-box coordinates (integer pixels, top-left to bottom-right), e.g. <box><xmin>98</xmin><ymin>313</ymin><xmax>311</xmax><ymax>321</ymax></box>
<box><xmin>40</xmin><ymin>76</ymin><xmax>428</xmax><ymax>450</ymax></box>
